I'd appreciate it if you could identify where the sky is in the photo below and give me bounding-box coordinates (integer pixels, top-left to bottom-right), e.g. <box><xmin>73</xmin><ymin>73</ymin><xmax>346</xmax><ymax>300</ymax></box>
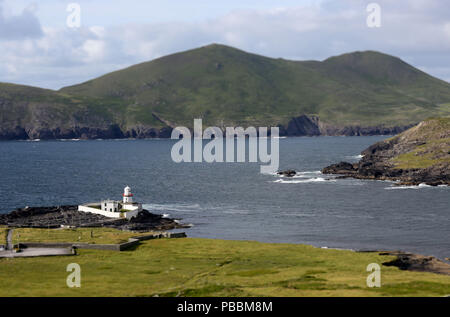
<box><xmin>0</xmin><ymin>0</ymin><xmax>449</xmax><ymax>89</ymax></box>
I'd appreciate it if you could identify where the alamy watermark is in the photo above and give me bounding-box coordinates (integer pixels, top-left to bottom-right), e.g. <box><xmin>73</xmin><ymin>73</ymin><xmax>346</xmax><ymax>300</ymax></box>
<box><xmin>170</xmin><ymin>119</ymin><xmax>279</xmax><ymax>174</ymax></box>
<box><xmin>366</xmin><ymin>263</ymin><xmax>381</xmax><ymax>287</ymax></box>
<box><xmin>66</xmin><ymin>3</ymin><xmax>81</xmax><ymax>28</ymax></box>
<box><xmin>366</xmin><ymin>3</ymin><xmax>381</xmax><ymax>28</ymax></box>
<box><xmin>66</xmin><ymin>263</ymin><xmax>81</xmax><ymax>288</ymax></box>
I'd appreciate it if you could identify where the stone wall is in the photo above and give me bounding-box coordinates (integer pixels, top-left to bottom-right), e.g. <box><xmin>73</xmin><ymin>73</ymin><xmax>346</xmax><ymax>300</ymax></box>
<box><xmin>15</xmin><ymin>232</ymin><xmax>187</xmax><ymax>252</ymax></box>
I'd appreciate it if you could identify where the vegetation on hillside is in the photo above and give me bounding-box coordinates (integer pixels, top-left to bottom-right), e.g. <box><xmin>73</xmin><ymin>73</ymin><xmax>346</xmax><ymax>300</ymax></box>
<box><xmin>60</xmin><ymin>44</ymin><xmax>450</xmax><ymax>128</ymax></box>
<box><xmin>2</xmin><ymin>44</ymin><xmax>450</xmax><ymax>139</ymax></box>
<box><xmin>391</xmin><ymin>117</ymin><xmax>450</xmax><ymax>169</ymax></box>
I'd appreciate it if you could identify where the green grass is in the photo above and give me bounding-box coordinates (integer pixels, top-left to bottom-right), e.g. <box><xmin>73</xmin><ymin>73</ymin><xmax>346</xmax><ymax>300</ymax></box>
<box><xmin>0</xmin><ymin>227</ymin><xmax>7</xmax><ymax>246</ymax></box>
<box><xmin>11</xmin><ymin>228</ymin><xmax>157</xmax><ymax>245</ymax></box>
<box><xmin>393</xmin><ymin>148</ymin><xmax>450</xmax><ymax>169</ymax></box>
<box><xmin>391</xmin><ymin>118</ymin><xmax>450</xmax><ymax>169</ymax></box>
<box><xmin>1</xmin><ymin>238</ymin><xmax>449</xmax><ymax>297</ymax></box>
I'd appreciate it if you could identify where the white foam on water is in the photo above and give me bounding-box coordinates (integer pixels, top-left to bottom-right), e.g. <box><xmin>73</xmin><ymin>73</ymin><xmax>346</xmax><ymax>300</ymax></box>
<box><xmin>385</xmin><ymin>183</ymin><xmax>433</xmax><ymax>190</ymax></box>
<box><xmin>345</xmin><ymin>154</ymin><xmax>364</xmax><ymax>160</ymax></box>
<box><xmin>295</xmin><ymin>170</ymin><xmax>322</xmax><ymax>175</ymax></box>
<box><xmin>273</xmin><ymin>177</ymin><xmax>335</xmax><ymax>184</ymax></box>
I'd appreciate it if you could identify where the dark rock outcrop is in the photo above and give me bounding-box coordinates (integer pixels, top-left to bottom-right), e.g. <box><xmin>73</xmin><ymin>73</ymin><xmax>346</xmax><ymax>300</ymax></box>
<box><xmin>277</xmin><ymin>170</ymin><xmax>297</xmax><ymax>177</ymax></box>
<box><xmin>278</xmin><ymin>115</ymin><xmax>411</xmax><ymax>137</ymax></box>
<box><xmin>0</xmin><ymin>206</ymin><xmax>189</xmax><ymax>231</ymax></box>
<box><xmin>285</xmin><ymin>115</ymin><xmax>321</xmax><ymax>136</ymax></box>
<box><xmin>381</xmin><ymin>251</ymin><xmax>450</xmax><ymax>275</ymax></box>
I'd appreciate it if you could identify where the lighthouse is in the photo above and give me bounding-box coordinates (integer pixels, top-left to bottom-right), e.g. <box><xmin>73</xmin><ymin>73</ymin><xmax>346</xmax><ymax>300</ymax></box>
<box><xmin>78</xmin><ymin>186</ymin><xmax>142</xmax><ymax>219</ymax></box>
<box><xmin>123</xmin><ymin>186</ymin><xmax>133</xmax><ymax>204</ymax></box>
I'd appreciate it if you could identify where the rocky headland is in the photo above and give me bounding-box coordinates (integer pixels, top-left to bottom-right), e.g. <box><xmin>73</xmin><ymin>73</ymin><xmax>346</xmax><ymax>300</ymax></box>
<box><xmin>322</xmin><ymin>118</ymin><xmax>450</xmax><ymax>186</ymax></box>
<box><xmin>0</xmin><ymin>206</ymin><xmax>189</xmax><ymax>231</ymax></box>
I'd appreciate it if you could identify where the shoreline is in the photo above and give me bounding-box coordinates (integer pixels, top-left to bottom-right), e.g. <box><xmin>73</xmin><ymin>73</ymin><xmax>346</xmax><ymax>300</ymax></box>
<box><xmin>1</xmin><ymin>205</ymin><xmax>449</xmax><ymax>273</ymax></box>
<box><xmin>184</xmin><ymin>235</ymin><xmax>450</xmax><ymax>275</ymax></box>
<box><xmin>0</xmin><ymin>134</ymin><xmax>395</xmax><ymax>142</ymax></box>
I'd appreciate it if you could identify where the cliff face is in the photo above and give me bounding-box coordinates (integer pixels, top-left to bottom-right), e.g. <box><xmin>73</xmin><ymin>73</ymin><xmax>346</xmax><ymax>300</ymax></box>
<box><xmin>0</xmin><ymin>111</ymin><xmax>412</xmax><ymax>140</ymax></box>
<box><xmin>279</xmin><ymin>115</ymin><xmax>412</xmax><ymax>137</ymax></box>
<box><xmin>322</xmin><ymin>118</ymin><xmax>450</xmax><ymax>185</ymax></box>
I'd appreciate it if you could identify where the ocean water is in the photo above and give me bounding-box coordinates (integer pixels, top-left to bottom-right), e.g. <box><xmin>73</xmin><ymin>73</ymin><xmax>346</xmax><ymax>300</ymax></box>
<box><xmin>0</xmin><ymin>137</ymin><xmax>448</xmax><ymax>260</ymax></box>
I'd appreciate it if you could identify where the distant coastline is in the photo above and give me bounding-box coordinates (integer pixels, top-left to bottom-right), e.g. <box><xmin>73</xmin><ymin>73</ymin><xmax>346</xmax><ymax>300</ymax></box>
<box><xmin>0</xmin><ymin>115</ymin><xmax>412</xmax><ymax>141</ymax></box>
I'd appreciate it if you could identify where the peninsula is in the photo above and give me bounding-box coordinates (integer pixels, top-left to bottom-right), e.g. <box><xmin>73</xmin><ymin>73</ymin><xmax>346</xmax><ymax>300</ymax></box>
<box><xmin>322</xmin><ymin>117</ymin><xmax>450</xmax><ymax>186</ymax></box>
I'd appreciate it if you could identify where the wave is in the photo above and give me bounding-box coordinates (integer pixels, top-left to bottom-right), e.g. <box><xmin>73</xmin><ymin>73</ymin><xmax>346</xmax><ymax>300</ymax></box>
<box><xmin>273</xmin><ymin>177</ymin><xmax>335</xmax><ymax>184</ymax></box>
<box><xmin>295</xmin><ymin>170</ymin><xmax>322</xmax><ymax>175</ymax></box>
<box><xmin>143</xmin><ymin>203</ymin><xmax>201</xmax><ymax>212</ymax></box>
<box><xmin>385</xmin><ymin>183</ymin><xmax>433</xmax><ymax>190</ymax></box>
<box><xmin>345</xmin><ymin>154</ymin><xmax>364</xmax><ymax>160</ymax></box>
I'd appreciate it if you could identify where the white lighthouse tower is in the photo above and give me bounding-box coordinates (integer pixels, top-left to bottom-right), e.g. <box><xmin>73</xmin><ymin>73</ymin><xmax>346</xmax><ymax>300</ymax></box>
<box><xmin>123</xmin><ymin>186</ymin><xmax>133</xmax><ymax>204</ymax></box>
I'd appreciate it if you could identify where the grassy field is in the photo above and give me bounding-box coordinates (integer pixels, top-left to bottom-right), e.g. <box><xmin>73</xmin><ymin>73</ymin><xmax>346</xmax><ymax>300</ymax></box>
<box><xmin>0</xmin><ymin>227</ymin><xmax>7</xmax><ymax>246</ymax></box>
<box><xmin>11</xmin><ymin>228</ymin><xmax>157</xmax><ymax>245</ymax></box>
<box><xmin>0</xmin><ymin>237</ymin><xmax>449</xmax><ymax>297</ymax></box>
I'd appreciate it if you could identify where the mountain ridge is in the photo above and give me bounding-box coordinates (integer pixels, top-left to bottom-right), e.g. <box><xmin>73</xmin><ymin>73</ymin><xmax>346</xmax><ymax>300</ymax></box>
<box><xmin>1</xmin><ymin>44</ymin><xmax>450</xmax><ymax>140</ymax></box>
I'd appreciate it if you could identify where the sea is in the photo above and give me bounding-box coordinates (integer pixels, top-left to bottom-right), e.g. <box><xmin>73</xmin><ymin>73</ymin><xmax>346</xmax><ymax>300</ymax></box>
<box><xmin>0</xmin><ymin>136</ymin><xmax>448</xmax><ymax>260</ymax></box>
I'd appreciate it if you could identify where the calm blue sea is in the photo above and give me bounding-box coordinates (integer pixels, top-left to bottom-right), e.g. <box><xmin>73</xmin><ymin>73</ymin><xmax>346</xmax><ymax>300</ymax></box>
<box><xmin>0</xmin><ymin>137</ymin><xmax>448</xmax><ymax>259</ymax></box>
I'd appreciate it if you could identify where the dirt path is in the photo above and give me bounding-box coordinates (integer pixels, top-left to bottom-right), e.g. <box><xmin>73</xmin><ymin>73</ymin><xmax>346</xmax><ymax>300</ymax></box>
<box><xmin>6</xmin><ymin>229</ymin><xmax>13</xmax><ymax>250</ymax></box>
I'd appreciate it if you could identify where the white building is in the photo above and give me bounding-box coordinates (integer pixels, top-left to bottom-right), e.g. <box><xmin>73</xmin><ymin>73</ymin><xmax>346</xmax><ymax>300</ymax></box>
<box><xmin>78</xmin><ymin>186</ymin><xmax>143</xmax><ymax>220</ymax></box>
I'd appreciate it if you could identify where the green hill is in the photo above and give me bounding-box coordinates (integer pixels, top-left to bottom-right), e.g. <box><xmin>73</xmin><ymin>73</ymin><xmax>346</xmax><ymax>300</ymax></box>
<box><xmin>2</xmin><ymin>44</ymin><xmax>450</xmax><ymax>139</ymax></box>
<box><xmin>0</xmin><ymin>82</ymin><xmax>129</xmax><ymax>140</ymax></box>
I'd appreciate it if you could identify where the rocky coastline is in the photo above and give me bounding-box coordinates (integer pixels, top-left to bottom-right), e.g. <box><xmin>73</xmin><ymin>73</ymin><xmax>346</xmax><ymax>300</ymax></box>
<box><xmin>322</xmin><ymin>118</ymin><xmax>450</xmax><ymax>186</ymax></box>
<box><xmin>0</xmin><ymin>205</ymin><xmax>189</xmax><ymax>231</ymax></box>
<box><xmin>0</xmin><ymin>114</ymin><xmax>413</xmax><ymax>141</ymax></box>
<box><xmin>361</xmin><ymin>251</ymin><xmax>450</xmax><ymax>275</ymax></box>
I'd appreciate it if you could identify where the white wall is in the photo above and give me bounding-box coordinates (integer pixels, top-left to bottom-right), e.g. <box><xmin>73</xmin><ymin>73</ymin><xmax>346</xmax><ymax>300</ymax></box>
<box><xmin>124</xmin><ymin>209</ymin><xmax>139</xmax><ymax>220</ymax></box>
<box><xmin>78</xmin><ymin>205</ymin><xmax>122</xmax><ymax>218</ymax></box>
<box><xmin>78</xmin><ymin>204</ymin><xmax>140</xmax><ymax>220</ymax></box>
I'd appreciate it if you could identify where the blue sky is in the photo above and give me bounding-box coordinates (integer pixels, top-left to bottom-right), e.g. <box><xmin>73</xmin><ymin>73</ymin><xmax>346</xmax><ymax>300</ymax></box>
<box><xmin>0</xmin><ymin>0</ymin><xmax>449</xmax><ymax>89</ymax></box>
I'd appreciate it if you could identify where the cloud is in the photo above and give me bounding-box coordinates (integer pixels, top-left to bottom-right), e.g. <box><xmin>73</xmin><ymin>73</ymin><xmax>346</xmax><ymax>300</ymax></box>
<box><xmin>0</xmin><ymin>0</ymin><xmax>450</xmax><ymax>89</ymax></box>
<box><xmin>0</xmin><ymin>0</ymin><xmax>43</xmax><ymax>39</ymax></box>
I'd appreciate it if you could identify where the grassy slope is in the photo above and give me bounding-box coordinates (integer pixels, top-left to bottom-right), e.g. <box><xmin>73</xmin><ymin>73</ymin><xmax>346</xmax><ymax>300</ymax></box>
<box><xmin>60</xmin><ymin>44</ymin><xmax>450</xmax><ymax>128</ymax></box>
<box><xmin>0</xmin><ymin>82</ymin><xmax>129</xmax><ymax>130</ymax></box>
<box><xmin>391</xmin><ymin>117</ymin><xmax>450</xmax><ymax>168</ymax></box>
<box><xmin>0</xmin><ymin>237</ymin><xmax>449</xmax><ymax>297</ymax></box>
